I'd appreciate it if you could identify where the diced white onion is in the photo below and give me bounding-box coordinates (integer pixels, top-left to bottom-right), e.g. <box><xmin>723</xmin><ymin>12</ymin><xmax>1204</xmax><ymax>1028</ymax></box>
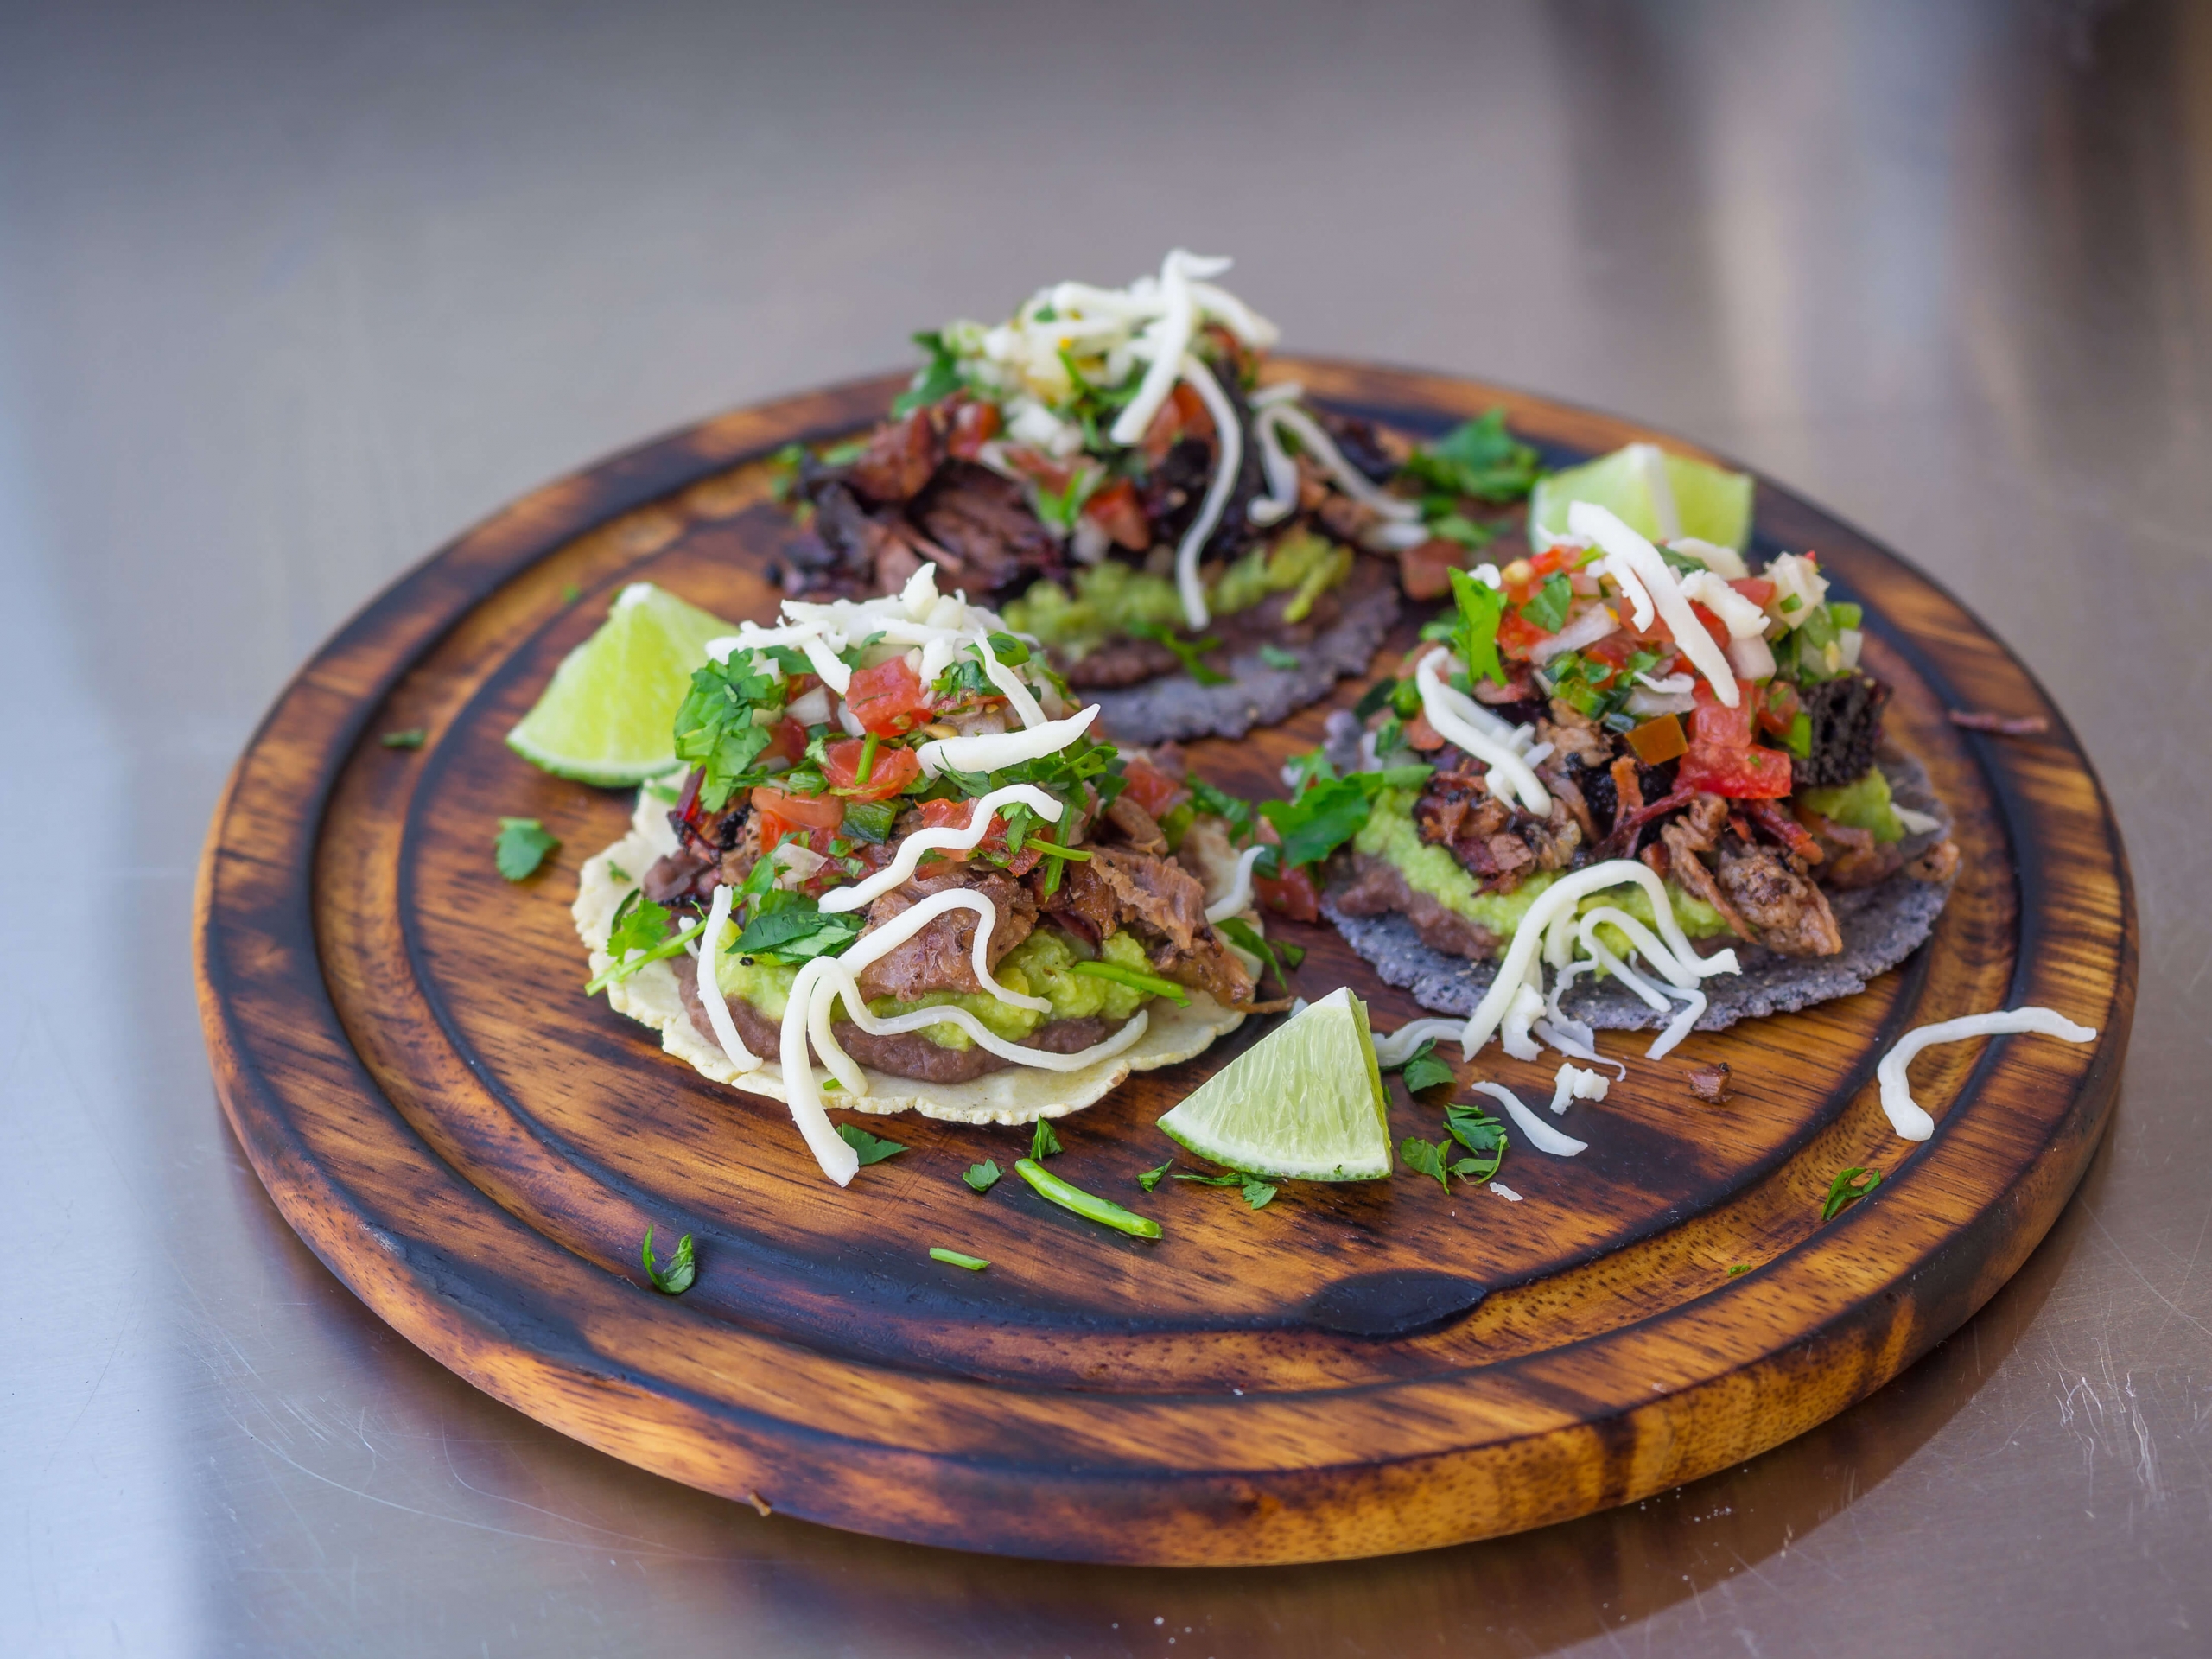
<box><xmin>787</xmin><ymin>685</ymin><xmax>833</xmax><ymax>728</ymax></box>
<box><xmin>1726</xmin><ymin>632</ymin><xmax>1777</xmax><ymax>681</ymax></box>
<box><xmin>1569</xmin><ymin>502</ymin><xmax>1740</xmax><ymax>706</ymax></box>
<box><xmin>1877</xmin><ymin>1007</ymin><xmax>2097</xmax><ymax>1141</ymax></box>
<box><xmin>1491</xmin><ymin>1183</ymin><xmax>1525</xmax><ymax>1202</ymax></box>
<box><xmin>1528</xmin><ymin>604</ymin><xmax>1621</xmax><ymax>664</ymax></box>
<box><xmin>1470</xmin><ymin>1080</ymin><xmax>1587</xmax><ymax>1157</ymax></box>
<box><xmin>1203</xmin><ymin>845</ymin><xmax>1269</xmax><ymax>925</ymax></box>
<box><xmin>816</xmin><ymin>784</ymin><xmax>1067</xmax><ymax>912</ymax></box>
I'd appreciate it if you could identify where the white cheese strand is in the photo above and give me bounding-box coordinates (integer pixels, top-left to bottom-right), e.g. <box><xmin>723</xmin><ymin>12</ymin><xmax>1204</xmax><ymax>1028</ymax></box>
<box><xmin>1500</xmin><ymin>980</ymin><xmax>1548</xmax><ymax>1061</ymax></box>
<box><xmin>1414</xmin><ymin>648</ymin><xmax>1552</xmax><ymax>816</ymax></box>
<box><xmin>695</xmin><ymin>883</ymin><xmax>764</xmax><ymax>1073</ymax></box>
<box><xmin>817</xmin><ymin>959</ymin><xmax>1153</xmax><ymax>1070</ymax></box>
<box><xmin>1678</xmin><ymin>569</ymin><xmax>1770</xmax><ymax>639</ymax></box>
<box><xmin>1186</xmin><ymin>278</ymin><xmax>1280</xmax><ymax>348</ymax></box>
<box><xmin>974</xmin><ymin>632</ymin><xmax>1048</xmax><ymax>728</ymax></box>
<box><xmin>1109</xmin><ymin>250</ymin><xmax>1214</xmax><ymax>446</ymax></box>
<box><xmin>1248</xmin><ymin>404</ymin><xmax>1301</xmax><ymax>527</ymax></box>
<box><xmin>1628</xmin><ymin>443</ymin><xmax>1682</xmax><ymax>541</ymax></box>
<box><xmin>914</xmin><ymin>704</ymin><xmax>1098</xmax><ymax>781</ymax></box>
<box><xmin>1877</xmin><ymin>1007</ymin><xmax>2098</xmax><ymax>1141</ymax></box>
<box><xmin>799</xmin><ymin>634</ymin><xmax>854</xmax><ymax>696</ymax></box>
<box><xmin>1459</xmin><ymin>860</ymin><xmax>1739</xmax><ymax>1057</ymax></box>
<box><xmin>1528</xmin><ymin>603</ymin><xmax>1622</xmax><ymax>664</ymax></box>
<box><xmin>1470</xmin><ymin>1080</ymin><xmax>1587</xmax><ymax>1158</ymax></box>
<box><xmin>1567</xmin><ymin>904</ymin><xmax>1703</xmax><ymax>989</ymax></box>
<box><xmin>816</xmin><ymin>785</ymin><xmax>1066</xmax><ymax>913</ymax></box>
<box><xmin>777</xmin><ymin>955</ymin><xmax>863</xmax><ymax>1186</ymax></box>
<box><xmin>1550</xmin><ymin>1063</ymin><xmax>1611</xmax><ymax>1114</ymax></box>
<box><xmin>1203</xmin><ymin>845</ymin><xmax>1269</xmax><ymax>925</ymax></box>
<box><xmin>1569</xmin><ymin>501</ymin><xmax>1740</xmax><ymax>707</ymax></box>
<box><xmin>1247</xmin><ymin>404</ymin><xmax>1421</xmax><ymax>529</ymax></box>
<box><xmin>1170</xmin><ymin>352</ymin><xmax>1245</xmax><ymax>631</ymax></box>
<box><xmin>1372</xmin><ymin>1018</ymin><xmax>1465</xmax><ymax>1070</ymax></box>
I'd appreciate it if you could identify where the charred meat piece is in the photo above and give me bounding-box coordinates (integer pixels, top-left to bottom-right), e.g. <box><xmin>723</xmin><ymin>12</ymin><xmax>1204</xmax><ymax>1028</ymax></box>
<box><xmin>1713</xmin><ymin>840</ymin><xmax>1843</xmax><ymax>957</ymax></box>
<box><xmin>1312</xmin><ymin>409</ymin><xmax>1402</xmax><ymax>484</ymax></box>
<box><xmin>1411</xmin><ymin>764</ymin><xmax>1581</xmax><ymax>892</ymax></box>
<box><xmin>1794</xmin><ymin>672</ymin><xmax>1891</xmax><ymax>789</ymax></box>
<box><xmin>1060</xmin><ymin>635</ymin><xmax>1183</xmax><ymax>689</ymax></box>
<box><xmin>845</xmin><ymin>407</ymin><xmax>944</xmax><ymax>505</ymax></box>
<box><xmin>852</xmin><ymin>868</ymin><xmax>1038</xmax><ymax>1001</ymax></box>
<box><xmin>1687</xmin><ymin>1062</ymin><xmax>1732</xmax><ymax>1103</ymax></box>
<box><xmin>912</xmin><ymin>461</ymin><xmax>1061</xmax><ymax>594</ymax></box>
<box><xmin>1796</xmin><ymin>810</ymin><xmax>1900</xmax><ymax>889</ymax></box>
<box><xmin>1102</xmin><ymin>793</ymin><xmax>1170</xmax><ymax>855</ymax></box>
<box><xmin>1660</xmin><ymin>794</ymin><xmax>1756</xmax><ymax>941</ymax></box>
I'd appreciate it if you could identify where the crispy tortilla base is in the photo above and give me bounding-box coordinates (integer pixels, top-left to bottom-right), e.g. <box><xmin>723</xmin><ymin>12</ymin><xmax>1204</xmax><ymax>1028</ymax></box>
<box><xmin>572</xmin><ymin>786</ymin><xmax>1245</xmax><ymax>1125</ymax></box>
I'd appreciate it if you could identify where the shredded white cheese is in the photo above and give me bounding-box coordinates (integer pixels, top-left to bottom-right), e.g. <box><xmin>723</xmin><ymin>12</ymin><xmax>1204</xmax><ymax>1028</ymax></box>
<box><xmin>915</xmin><ymin>704</ymin><xmax>1098</xmax><ymax>780</ymax></box>
<box><xmin>1568</xmin><ymin>502</ymin><xmax>1740</xmax><ymax>706</ymax></box>
<box><xmin>1373</xmin><ymin>1018</ymin><xmax>1465</xmax><ymax>1070</ymax></box>
<box><xmin>1550</xmin><ymin>1063</ymin><xmax>1611</xmax><ymax>1115</ymax></box>
<box><xmin>694</xmin><ymin>883</ymin><xmax>764</xmax><ymax>1073</ymax></box>
<box><xmin>1470</xmin><ymin>1080</ymin><xmax>1586</xmax><ymax>1157</ymax></box>
<box><xmin>815</xmin><ymin>783</ymin><xmax>1067</xmax><ymax>913</ymax></box>
<box><xmin>1203</xmin><ymin>845</ymin><xmax>1269</xmax><ymax>926</ymax></box>
<box><xmin>1877</xmin><ymin>1007</ymin><xmax>2098</xmax><ymax>1140</ymax></box>
<box><xmin>1413</xmin><ymin>647</ymin><xmax>1552</xmax><ymax>816</ymax></box>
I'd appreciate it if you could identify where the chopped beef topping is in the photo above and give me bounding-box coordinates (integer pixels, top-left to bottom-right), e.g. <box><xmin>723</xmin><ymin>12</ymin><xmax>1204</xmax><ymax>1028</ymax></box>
<box><xmin>1687</xmin><ymin>1062</ymin><xmax>1732</xmax><ymax>1103</ymax></box>
<box><xmin>845</xmin><ymin>407</ymin><xmax>944</xmax><ymax>505</ymax></box>
<box><xmin>1660</xmin><ymin>794</ymin><xmax>1756</xmax><ymax>941</ymax></box>
<box><xmin>1796</xmin><ymin>810</ymin><xmax>1900</xmax><ymax>889</ymax></box>
<box><xmin>910</xmin><ymin>461</ymin><xmax>1061</xmax><ymax>592</ymax></box>
<box><xmin>1412</xmin><ymin>758</ymin><xmax>1584</xmax><ymax>893</ymax></box>
<box><xmin>1713</xmin><ymin>840</ymin><xmax>1843</xmax><ymax>957</ymax></box>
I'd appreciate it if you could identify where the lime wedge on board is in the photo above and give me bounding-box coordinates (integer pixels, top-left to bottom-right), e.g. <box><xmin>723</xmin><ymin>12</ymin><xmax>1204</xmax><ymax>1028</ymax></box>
<box><xmin>1155</xmin><ymin>988</ymin><xmax>1392</xmax><ymax>1181</ymax></box>
<box><xmin>1529</xmin><ymin>442</ymin><xmax>1753</xmax><ymax>553</ymax></box>
<box><xmin>505</xmin><ymin>582</ymin><xmax>736</xmax><ymax>785</ymax></box>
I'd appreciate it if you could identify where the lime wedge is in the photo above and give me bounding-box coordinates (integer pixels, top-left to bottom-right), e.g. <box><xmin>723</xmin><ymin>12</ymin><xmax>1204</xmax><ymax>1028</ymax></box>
<box><xmin>1155</xmin><ymin>988</ymin><xmax>1391</xmax><ymax>1181</ymax></box>
<box><xmin>1529</xmin><ymin>442</ymin><xmax>1753</xmax><ymax>553</ymax></box>
<box><xmin>505</xmin><ymin>582</ymin><xmax>737</xmax><ymax>785</ymax></box>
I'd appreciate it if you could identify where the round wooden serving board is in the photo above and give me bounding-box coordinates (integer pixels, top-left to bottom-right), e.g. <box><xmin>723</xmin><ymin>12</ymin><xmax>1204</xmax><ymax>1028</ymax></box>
<box><xmin>195</xmin><ymin>363</ymin><xmax>2134</xmax><ymax>1566</ymax></box>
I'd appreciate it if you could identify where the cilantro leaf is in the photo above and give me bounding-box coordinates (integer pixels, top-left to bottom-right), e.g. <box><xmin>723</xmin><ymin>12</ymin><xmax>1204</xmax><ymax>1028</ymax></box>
<box><xmin>1400</xmin><ymin>409</ymin><xmax>1543</xmax><ymax>502</ymax></box>
<box><xmin>1185</xmin><ymin>775</ymin><xmax>1255</xmax><ymax>839</ymax></box>
<box><xmin>1241</xmin><ymin>1180</ymin><xmax>1279</xmax><ymax>1210</ymax></box>
<box><xmin>1821</xmin><ymin>1166</ymin><xmax>1882</xmax><ymax>1221</ymax></box>
<box><xmin>494</xmin><ymin>817</ymin><xmax>558</xmax><ymax>881</ymax></box>
<box><xmin>1258</xmin><ymin>645</ymin><xmax>1300</xmax><ymax>671</ymax></box>
<box><xmin>1420</xmin><ymin>567</ymin><xmax>1508</xmax><ymax>687</ymax></box>
<box><xmin>1256</xmin><ymin>763</ymin><xmax>1431</xmax><ymax>873</ymax></box>
<box><xmin>1727</xmin><ymin>1263</ymin><xmax>1753</xmax><ymax>1277</ymax></box>
<box><xmin>733</xmin><ymin>904</ymin><xmax>864</xmax><ymax>962</ymax></box>
<box><xmin>640</xmin><ymin>1225</ymin><xmax>696</xmax><ymax>1295</ymax></box>
<box><xmin>1443</xmin><ymin>1103</ymin><xmax>1507</xmax><ymax>1182</ymax></box>
<box><xmin>1399</xmin><ymin>1137</ymin><xmax>1454</xmax><ymax>1191</ymax></box>
<box><xmin>604</xmin><ymin>889</ymin><xmax>671</xmax><ymax>959</ymax></box>
<box><xmin>671</xmin><ymin>653</ymin><xmax>782</xmax><ymax>811</ymax></box>
<box><xmin>1520</xmin><ymin>571</ymin><xmax>1573</xmax><ymax>633</ymax></box>
<box><xmin>1427</xmin><ymin>511</ymin><xmax>1495</xmax><ymax>549</ymax></box>
<box><xmin>841</xmin><ymin>798</ymin><xmax>898</xmax><ymax>843</ymax></box>
<box><xmin>1216</xmin><ymin>916</ymin><xmax>1302</xmax><ymax>992</ymax></box>
<box><xmin>1399</xmin><ymin>1040</ymin><xmax>1458</xmax><ymax>1095</ymax></box>
<box><xmin>1031</xmin><ymin>1119</ymin><xmax>1063</xmax><ymax>1160</ymax></box>
<box><xmin>1353</xmin><ymin>678</ymin><xmax>1399</xmax><ymax>720</ymax></box>
<box><xmin>963</xmin><ymin>1160</ymin><xmax>1003</xmax><ymax>1193</ymax></box>
<box><xmin>837</xmin><ymin>1123</ymin><xmax>908</xmax><ymax>1166</ymax></box>
<box><xmin>1127</xmin><ymin>620</ymin><xmax>1230</xmax><ymax>686</ymax></box>
<box><xmin>892</xmin><ymin>331</ymin><xmax>962</xmax><ymax>416</ymax></box>
<box><xmin>380</xmin><ymin>728</ymin><xmax>426</xmax><ymax>749</ymax></box>
<box><xmin>1137</xmin><ymin>1159</ymin><xmax>1174</xmax><ymax>1192</ymax></box>
<box><xmin>1173</xmin><ymin>1169</ymin><xmax>1279</xmax><ymax>1208</ymax></box>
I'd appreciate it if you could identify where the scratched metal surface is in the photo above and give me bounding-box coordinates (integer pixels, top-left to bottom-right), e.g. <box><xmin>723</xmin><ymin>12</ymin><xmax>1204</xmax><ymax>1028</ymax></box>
<box><xmin>3</xmin><ymin>1</ymin><xmax>2207</xmax><ymax>1653</ymax></box>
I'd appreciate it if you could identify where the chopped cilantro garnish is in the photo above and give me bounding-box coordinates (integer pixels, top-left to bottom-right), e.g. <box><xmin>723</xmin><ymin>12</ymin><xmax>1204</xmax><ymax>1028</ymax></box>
<box><xmin>1216</xmin><ymin>916</ymin><xmax>1302</xmax><ymax>992</ymax></box>
<box><xmin>836</xmin><ymin>1123</ymin><xmax>908</xmax><ymax>1166</ymax></box>
<box><xmin>1395</xmin><ymin>1039</ymin><xmax>1457</xmax><ymax>1095</ymax></box>
<box><xmin>1417</xmin><ymin>567</ymin><xmax>1508</xmax><ymax>687</ymax></box>
<box><xmin>963</xmin><ymin>1160</ymin><xmax>1003</xmax><ymax>1193</ymax></box>
<box><xmin>640</xmin><ymin>1225</ymin><xmax>696</xmax><ymax>1295</ymax></box>
<box><xmin>1137</xmin><ymin>1159</ymin><xmax>1174</xmax><ymax>1192</ymax></box>
<box><xmin>380</xmin><ymin>728</ymin><xmax>426</xmax><ymax>749</ymax></box>
<box><xmin>1173</xmin><ymin>1170</ymin><xmax>1279</xmax><ymax>1209</ymax></box>
<box><xmin>1443</xmin><ymin>1103</ymin><xmax>1507</xmax><ymax>1182</ymax></box>
<box><xmin>1399</xmin><ymin>409</ymin><xmax>1543</xmax><ymax>502</ymax></box>
<box><xmin>493</xmin><ymin>817</ymin><xmax>558</xmax><ymax>881</ymax></box>
<box><xmin>1127</xmin><ymin>620</ymin><xmax>1230</xmax><ymax>686</ymax></box>
<box><xmin>672</xmin><ymin>652</ymin><xmax>783</xmax><ymax>811</ymax></box>
<box><xmin>1821</xmin><ymin>1166</ymin><xmax>1882</xmax><ymax>1221</ymax></box>
<box><xmin>1258</xmin><ymin>644</ymin><xmax>1300</xmax><ymax>670</ymax></box>
<box><xmin>893</xmin><ymin>330</ymin><xmax>963</xmax><ymax>416</ymax></box>
<box><xmin>842</xmin><ymin>798</ymin><xmax>897</xmax><ymax>842</ymax></box>
<box><xmin>1257</xmin><ymin>760</ymin><xmax>1432</xmax><ymax>872</ymax></box>
<box><xmin>1520</xmin><ymin>571</ymin><xmax>1573</xmax><ymax>633</ymax></box>
<box><xmin>1427</xmin><ymin>511</ymin><xmax>1494</xmax><ymax>549</ymax></box>
<box><xmin>1727</xmin><ymin>1263</ymin><xmax>1753</xmax><ymax>1277</ymax></box>
<box><xmin>1353</xmin><ymin>678</ymin><xmax>1398</xmax><ymax>721</ymax></box>
<box><xmin>732</xmin><ymin>903</ymin><xmax>863</xmax><ymax>963</ymax></box>
<box><xmin>1031</xmin><ymin>1119</ymin><xmax>1063</xmax><ymax>1161</ymax></box>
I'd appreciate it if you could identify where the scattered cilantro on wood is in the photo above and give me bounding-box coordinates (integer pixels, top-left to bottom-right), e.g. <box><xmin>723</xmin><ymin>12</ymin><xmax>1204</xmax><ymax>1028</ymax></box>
<box><xmin>494</xmin><ymin>817</ymin><xmax>559</xmax><ymax>881</ymax></box>
<box><xmin>1257</xmin><ymin>645</ymin><xmax>1300</xmax><ymax>671</ymax></box>
<box><xmin>380</xmin><ymin>728</ymin><xmax>426</xmax><ymax>749</ymax></box>
<box><xmin>962</xmin><ymin>1160</ymin><xmax>1003</xmax><ymax>1193</ymax></box>
<box><xmin>1383</xmin><ymin>1036</ymin><xmax>1456</xmax><ymax>1095</ymax></box>
<box><xmin>1136</xmin><ymin>1159</ymin><xmax>1174</xmax><ymax>1192</ymax></box>
<box><xmin>1216</xmin><ymin>917</ymin><xmax>1302</xmax><ymax>993</ymax></box>
<box><xmin>1821</xmin><ymin>1166</ymin><xmax>1882</xmax><ymax>1221</ymax></box>
<box><xmin>640</xmin><ymin>1225</ymin><xmax>696</xmax><ymax>1295</ymax></box>
<box><xmin>1727</xmin><ymin>1264</ymin><xmax>1753</xmax><ymax>1277</ymax></box>
<box><xmin>837</xmin><ymin>1123</ymin><xmax>908</xmax><ymax>1166</ymax></box>
<box><xmin>1173</xmin><ymin>1170</ymin><xmax>1278</xmax><ymax>1210</ymax></box>
<box><xmin>1031</xmin><ymin>1119</ymin><xmax>1063</xmax><ymax>1160</ymax></box>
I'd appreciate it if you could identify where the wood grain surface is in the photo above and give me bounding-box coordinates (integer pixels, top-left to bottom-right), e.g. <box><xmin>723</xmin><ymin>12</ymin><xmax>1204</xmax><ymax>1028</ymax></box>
<box><xmin>194</xmin><ymin>362</ymin><xmax>2135</xmax><ymax>1565</ymax></box>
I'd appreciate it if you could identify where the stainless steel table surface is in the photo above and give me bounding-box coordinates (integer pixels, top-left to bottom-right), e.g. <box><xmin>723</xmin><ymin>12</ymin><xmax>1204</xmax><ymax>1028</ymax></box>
<box><xmin>4</xmin><ymin>2</ymin><xmax>2207</xmax><ymax>1654</ymax></box>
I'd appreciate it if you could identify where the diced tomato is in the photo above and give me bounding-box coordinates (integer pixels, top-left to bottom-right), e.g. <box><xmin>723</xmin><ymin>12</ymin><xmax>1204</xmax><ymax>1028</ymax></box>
<box><xmin>1624</xmin><ymin>713</ymin><xmax>1688</xmax><ymax>765</ymax></box>
<box><xmin>915</xmin><ymin>798</ymin><xmax>1042</xmax><ymax>876</ymax></box>
<box><xmin>845</xmin><ymin>656</ymin><xmax>933</xmax><ymax>736</ymax></box>
<box><xmin>1681</xmin><ymin>602</ymin><xmax>1732</xmax><ymax>652</ymax></box>
<box><xmin>760</xmin><ymin>716</ymin><xmax>809</xmax><ymax>770</ymax></box>
<box><xmin>751</xmin><ymin>784</ymin><xmax>845</xmax><ymax>853</ymax></box>
<box><xmin>1688</xmin><ymin>699</ymin><xmax>1753</xmax><ymax>752</ymax></box>
<box><xmin>1119</xmin><ymin>757</ymin><xmax>1187</xmax><ymax>819</ymax></box>
<box><xmin>1729</xmin><ymin>577</ymin><xmax>1777</xmax><ymax>608</ymax></box>
<box><xmin>1586</xmin><ymin>633</ymin><xmax>1670</xmax><ymax>676</ymax></box>
<box><xmin>1678</xmin><ymin>743</ymin><xmax>1795</xmax><ymax>799</ymax></box>
<box><xmin>1757</xmin><ymin>679</ymin><xmax>1802</xmax><ymax>740</ymax></box>
<box><xmin>1083</xmin><ymin>477</ymin><xmax>1151</xmax><ymax>550</ymax></box>
<box><xmin>1404</xmin><ymin>712</ymin><xmax>1446</xmax><ymax>752</ymax></box>
<box><xmin>1254</xmin><ymin>865</ymin><xmax>1319</xmax><ymax>923</ymax></box>
<box><xmin>1003</xmin><ymin>446</ymin><xmax>1072</xmax><ymax>493</ymax></box>
<box><xmin>1141</xmin><ymin>382</ymin><xmax>1214</xmax><ymax>461</ymax></box>
<box><xmin>1526</xmin><ymin>547</ymin><xmax>1565</xmax><ymax>580</ymax></box>
<box><xmin>823</xmin><ymin>738</ymin><xmax>920</xmax><ymax>802</ymax></box>
<box><xmin>1496</xmin><ymin>610</ymin><xmax>1554</xmax><ymax>659</ymax></box>
<box><xmin>945</xmin><ymin>398</ymin><xmax>1000</xmax><ymax>461</ymax></box>
<box><xmin>1396</xmin><ymin>537</ymin><xmax>1464</xmax><ymax>601</ymax></box>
